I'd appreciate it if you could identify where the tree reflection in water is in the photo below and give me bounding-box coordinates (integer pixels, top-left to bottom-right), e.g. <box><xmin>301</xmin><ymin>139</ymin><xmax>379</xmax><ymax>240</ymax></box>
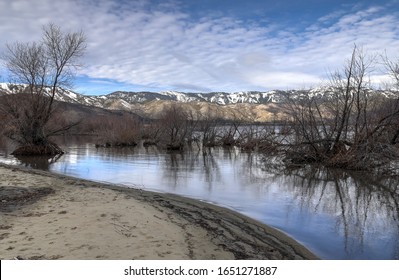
<box><xmin>162</xmin><ymin>148</ymin><xmax>222</xmax><ymax>191</ymax></box>
<box><xmin>264</xmin><ymin>162</ymin><xmax>399</xmax><ymax>259</ymax></box>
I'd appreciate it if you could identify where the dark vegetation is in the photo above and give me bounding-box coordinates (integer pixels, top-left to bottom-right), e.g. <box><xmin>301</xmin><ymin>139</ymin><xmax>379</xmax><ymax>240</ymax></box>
<box><xmin>0</xmin><ymin>23</ymin><xmax>85</xmax><ymax>155</ymax></box>
<box><xmin>280</xmin><ymin>46</ymin><xmax>399</xmax><ymax>173</ymax></box>
<box><xmin>86</xmin><ymin>103</ymin><xmax>286</xmax><ymax>154</ymax></box>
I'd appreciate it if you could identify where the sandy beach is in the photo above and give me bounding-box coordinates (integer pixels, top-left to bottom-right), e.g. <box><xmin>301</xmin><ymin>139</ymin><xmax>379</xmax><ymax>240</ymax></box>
<box><xmin>0</xmin><ymin>163</ymin><xmax>317</xmax><ymax>260</ymax></box>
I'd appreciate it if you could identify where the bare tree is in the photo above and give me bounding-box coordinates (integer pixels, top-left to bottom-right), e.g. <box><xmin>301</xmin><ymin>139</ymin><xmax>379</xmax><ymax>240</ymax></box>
<box><xmin>381</xmin><ymin>54</ymin><xmax>399</xmax><ymax>145</ymax></box>
<box><xmin>1</xmin><ymin>23</ymin><xmax>86</xmax><ymax>155</ymax></box>
<box><xmin>158</xmin><ymin>104</ymin><xmax>195</xmax><ymax>150</ymax></box>
<box><xmin>283</xmin><ymin>45</ymin><xmax>399</xmax><ymax>171</ymax></box>
<box><xmin>383</xmin><ymin>53</ymin><xmax>399</xmax><ymax>88</ymax></box>
<box><xmin>197</xmin><ymin>111</ymin><xmax>220</xmax><ymax>148</ymax></box>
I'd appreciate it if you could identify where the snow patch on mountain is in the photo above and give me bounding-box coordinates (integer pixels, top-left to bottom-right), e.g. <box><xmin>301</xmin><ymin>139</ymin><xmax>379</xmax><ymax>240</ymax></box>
<box><xmin>1</xmin><ymin>83</ymin><xmax>398</xmax><ymax>111</ymax></box>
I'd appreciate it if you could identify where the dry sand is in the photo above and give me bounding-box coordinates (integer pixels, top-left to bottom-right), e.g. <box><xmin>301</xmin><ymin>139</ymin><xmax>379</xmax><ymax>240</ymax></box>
<box><xmin>0</xmin><ymin>163</ymin><xmax>317</xmax><ymax>260</ymax></box>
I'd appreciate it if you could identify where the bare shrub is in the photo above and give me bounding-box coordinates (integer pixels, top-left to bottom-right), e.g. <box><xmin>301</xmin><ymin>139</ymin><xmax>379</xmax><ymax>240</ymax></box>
<box><xmin>236</xmin><ymin>124</ymin><xmax>281</xmax><ymax>153</ymax></box>
<box><xmin>219</xmin><ymin>121</ymin><xmax>240</xmax><ymax>147</ymax></box>
<box><xmin>197</xmin><ymin>113</ymin><xmax>220</xmax><ymax>148</ymax></box>
<box><xmin>237</xmin><ymin>125</ymin><xmax>260</xmax><ymax>151</ymax></box>
<box><xmin>157</xmin><ymin>104</ymin><xmax>194</xmax><ymax>150</ymax></box>
<box><xmin>93</xmin><ymin>114</ymin><xmax>141</xmax><ymax>147</ymax></box>
<box><xmin>141</xmin><ymin>122</ymin><xmax>163</xmax><ymax>147</ymax></box>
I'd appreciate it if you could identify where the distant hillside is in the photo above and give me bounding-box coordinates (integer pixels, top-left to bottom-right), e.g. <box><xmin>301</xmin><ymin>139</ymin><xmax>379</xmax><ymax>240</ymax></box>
<box><xmin>1</xmin><ymin>83</ymin><xmax>397</xmax><ymax>122</ymax></box>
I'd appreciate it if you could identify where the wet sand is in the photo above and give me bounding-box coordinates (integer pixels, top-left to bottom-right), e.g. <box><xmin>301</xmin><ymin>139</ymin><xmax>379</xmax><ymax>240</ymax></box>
<box><xmin>0</xmin><ymin>163</ymin><xmax>317</xmax><ymax>260</ymax></box>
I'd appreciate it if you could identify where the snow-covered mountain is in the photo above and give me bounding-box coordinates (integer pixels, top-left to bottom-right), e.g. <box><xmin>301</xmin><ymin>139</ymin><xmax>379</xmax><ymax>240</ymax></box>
<box><xmin>105</xmin><ymin>90</ymin><xmax>294</xmax><ymax>105</ymax></box>
<box><xmin>0</xmin><ymin>83</ymin><xmax>104</xmax><ymax>107</ymax></box>
<box><xmin>1</xmin><ymin>83</ymin><xmax>397</xmax><ymax>108</ymax></box>
<box><xmin>104</xmin><ymin>88</ymin><xmax>398</xmax><ymax>105</ymax></box>
<box><xmin>2</xmin><ymin>83</ymin><xmax>397</xmax><ymax>122</ymax></box>
<box><xmin>0</xmin><ymin>83</ymin><xmax>290</xmax><ymax>106</ymax></box>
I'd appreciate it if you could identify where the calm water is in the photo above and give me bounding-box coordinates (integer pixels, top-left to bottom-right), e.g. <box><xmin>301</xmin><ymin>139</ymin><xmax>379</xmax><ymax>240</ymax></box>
<box><xmin>0</xmin><ymin>137</ymin><xmax>398</xmax><ymax>260</ymax></box>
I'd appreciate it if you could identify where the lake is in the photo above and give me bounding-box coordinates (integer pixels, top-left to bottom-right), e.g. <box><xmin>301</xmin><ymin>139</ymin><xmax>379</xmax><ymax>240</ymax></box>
<box><xmin>0</xmin><ymin>136</ymin><xmax>398</xmax><ymax>260</ymax></box>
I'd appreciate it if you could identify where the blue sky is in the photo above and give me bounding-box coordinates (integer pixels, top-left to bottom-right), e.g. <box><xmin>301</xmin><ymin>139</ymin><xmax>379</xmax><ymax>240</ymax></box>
<box><xmin>1</xmin><ymin>0</ymin><xmax>399</xmax><ymax>95</ymax></box>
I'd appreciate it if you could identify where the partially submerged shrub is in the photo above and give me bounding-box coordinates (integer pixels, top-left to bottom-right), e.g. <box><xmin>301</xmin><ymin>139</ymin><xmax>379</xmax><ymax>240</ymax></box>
<box><xmin>11</xmin><ymin>142</ymin><xmax>64</xmax><ymax>156</ymax></box>
<box><xmin>94</xmin><ymin>114</ymin><xmax>140</xmax><ymax>147</ymax></box>
<box><xmin>157</xmin><ymin>104</ymin><xmax>195</xmax><ymax>150</ymax></box>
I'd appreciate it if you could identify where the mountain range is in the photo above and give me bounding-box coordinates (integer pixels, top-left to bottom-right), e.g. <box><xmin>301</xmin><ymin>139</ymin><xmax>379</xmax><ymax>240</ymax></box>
<box><xmin>1</xmin><ymin>83</ymin><xmax>397</xmax><ymax>122</ymax></box>
<box><xmin>0</xmin><ymin>83</ymin><xmax>290</xmax><ymax>106</ymax></box>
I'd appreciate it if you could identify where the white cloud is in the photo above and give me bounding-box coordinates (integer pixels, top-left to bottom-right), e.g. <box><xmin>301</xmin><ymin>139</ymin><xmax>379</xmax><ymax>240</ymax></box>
<box><xmin>0</xmin><ymin>0</ymin><xmax>399</xmax><ymax>93</ymax></box>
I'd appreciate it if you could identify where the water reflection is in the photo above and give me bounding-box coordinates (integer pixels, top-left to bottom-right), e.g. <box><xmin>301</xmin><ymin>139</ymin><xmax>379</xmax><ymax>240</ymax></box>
<box><xmin>271</xmin><ymin>166</ymin><xmax>399</xmax><ymax>259</ymax></box>
<box><xmin>0</xmin><ymin>137</ymin><xmax>398</xmax><ymax>259</ymax></box>
<box><xmin>201</xmin><ymin>149</ymin><xmax>222</xmax><ymax>187</ymax></box>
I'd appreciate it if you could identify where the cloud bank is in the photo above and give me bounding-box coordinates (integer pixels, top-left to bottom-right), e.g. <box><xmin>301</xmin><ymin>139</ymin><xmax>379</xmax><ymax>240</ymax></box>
<box><xmin>0</xmin><ymin>0</ymin><xmax>398</xmax><ymax>94</ymax></box>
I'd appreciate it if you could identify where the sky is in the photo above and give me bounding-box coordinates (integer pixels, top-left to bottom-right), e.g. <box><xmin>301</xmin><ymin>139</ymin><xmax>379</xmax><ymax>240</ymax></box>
<box><xmin>0</xmin><ymin>0</ymin><xmax>399</xmax><ymax>95</ymax></box>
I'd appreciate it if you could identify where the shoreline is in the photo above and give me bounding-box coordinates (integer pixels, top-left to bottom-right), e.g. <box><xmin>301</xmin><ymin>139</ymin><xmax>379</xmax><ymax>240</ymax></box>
<box><xmin>0</xmin><ymin>163</ymin><xmax>318</xmax><ymax>260</ymax></box>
